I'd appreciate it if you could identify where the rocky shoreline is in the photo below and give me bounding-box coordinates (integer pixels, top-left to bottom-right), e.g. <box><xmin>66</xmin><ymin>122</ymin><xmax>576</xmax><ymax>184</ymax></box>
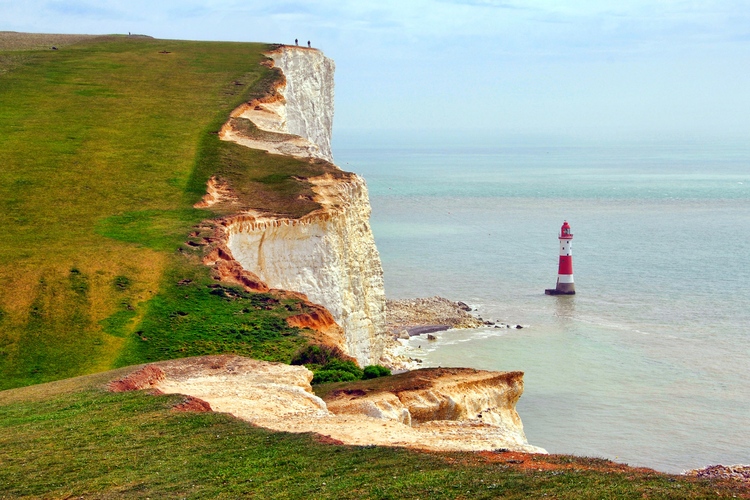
<box><xmin>386</xmin><ymin>296</ymin><xmax>527</xmax><ymax>338</ymax></box>
<box><xmin>386</xmin><ymin>296</ymin><xmax>482</xmax><ymax>337</ymax></box>
<box><xmin>379</xmin><ymin>296</ymin><xmax>528</xmax><ymax>371</ymax></box>
<box><xmin>685</xmin><ymin>464</ymin><xmax>750</xmax><ymax>484</ymax></box>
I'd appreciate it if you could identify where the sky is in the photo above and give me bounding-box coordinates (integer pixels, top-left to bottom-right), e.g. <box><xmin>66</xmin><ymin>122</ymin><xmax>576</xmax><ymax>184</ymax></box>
<box><xmin>3</xmin><ymin>0</ymin><xmax>750</xmax><ymax>142</ymax></box>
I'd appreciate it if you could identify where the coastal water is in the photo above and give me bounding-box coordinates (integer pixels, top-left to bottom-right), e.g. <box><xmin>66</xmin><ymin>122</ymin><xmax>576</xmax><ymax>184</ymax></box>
<box><xmin>334</xmin><ymin>134</ymin><xmax>750</xmax><ymax>473</ymax></box>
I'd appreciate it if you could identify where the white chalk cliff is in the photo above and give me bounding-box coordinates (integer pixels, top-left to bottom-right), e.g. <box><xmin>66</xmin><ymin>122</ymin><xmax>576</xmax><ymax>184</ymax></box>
<box><xmin>132</xmin><ymin>355</ymin><xmax>546</xmax><ymax>454</ymax></box>
<box><xmin>217</xmin><ymin>47</ymin><xmax>386</xmax><ymax>365</ymax></box>
<box><xmin>270</xmin><ymin>47</ymin><xmax>335</xmax><ymax>162</ymax></box>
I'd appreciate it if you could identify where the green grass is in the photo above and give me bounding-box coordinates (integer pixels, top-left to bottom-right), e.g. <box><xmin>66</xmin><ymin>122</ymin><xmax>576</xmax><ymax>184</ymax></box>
<box><xmin>0</xmin><ymin>35</ymin><xmax>336</xmax><ymax>389</ymax></box>
<box><xmin>96</xmin><ymin>208</ymin><xmax>210</xmax><ymax>251</ymax></box>
<box><xmin>0</xmin><ymin>373</ymin><xmax>745</xmax><ymax>499</ymax></box>
<box><xmin>199</xmin><ymin>139</ymin><xmax>343</xmax><ymax>218</ymax></box>
<box><xmin>112</xmin><ymin>255</ymin><xmax>310</xmax><ymax>368</ymax></box>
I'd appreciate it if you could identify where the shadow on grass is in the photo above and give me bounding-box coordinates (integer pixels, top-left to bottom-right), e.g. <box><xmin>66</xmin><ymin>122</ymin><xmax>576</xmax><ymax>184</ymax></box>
<box><xmin>96</xmin><ymin>209</ymin><xmax>211</xmax><ymax>251</ymax></box>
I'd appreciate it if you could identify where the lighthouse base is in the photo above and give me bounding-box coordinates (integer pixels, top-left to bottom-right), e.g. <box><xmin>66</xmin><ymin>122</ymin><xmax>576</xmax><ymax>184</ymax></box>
<box><xmin>546</xmin><ymin>281</ymin><xmax>576</xmax><ymax>295</ymax></box>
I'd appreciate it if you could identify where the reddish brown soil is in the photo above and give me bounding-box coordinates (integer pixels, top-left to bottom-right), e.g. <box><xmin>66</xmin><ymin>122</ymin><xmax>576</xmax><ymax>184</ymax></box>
<box><xmin>196</xmin><ymin>226</ymin><xmax>349</xmax><ymax>352</ymax></box>
<box><xmin>107</xmin><ymin>357</ymin><xmax>749</xmax><ymax>498</ymax></box>
<box><xmin>172</xmin><ymin>396</ymin><xmax>212</xmax><ymax>412</ymax></box>
<box><xmin>203</xmin><ymin>246</ymin><xmax>269</xmax><ymax>292</ymax></box>
<box><xmin>108</xmin><ymin>365</ymin><xmax>165</xmax><ymax>392</ymax></box>
<box><xmin>472</xmin><ymin>450</ymin><xmax>657</xmax><ymax>474</ymax></box>
<box><xmin>286</xmin><ymin>306</ymin><xmax>337</xmax><ymax>332</ymax></box>
<box><xmin>314</xmin><ymin>434</ymin><xmax>345</xmax><ymax>446</ymax></box>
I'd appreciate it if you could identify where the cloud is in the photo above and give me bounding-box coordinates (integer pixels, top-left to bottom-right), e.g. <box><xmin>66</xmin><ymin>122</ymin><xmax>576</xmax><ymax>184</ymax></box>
<box><xmin>435</xmin><ymin>0</ymin><xmax>529</xmax><ymax>9</ymax></box>
<box><xmin>46</xmin><ymin>0</ymin><xmax>123</xmax><ymax>18</ymax></box>
<box><xmin>253</xmin><ymin>2</ymin><xmax>315</xmax><ymax>16</ymax></box>
<box><xmin>164</xmin><ymin>5</ymin><xmax>215</xmax><ymax>20</ymax></box>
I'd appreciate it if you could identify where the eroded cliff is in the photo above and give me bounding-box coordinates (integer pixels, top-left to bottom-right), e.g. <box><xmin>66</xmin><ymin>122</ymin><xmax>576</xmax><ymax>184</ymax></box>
<box><xmin>208</xmin><ymin>46</ymin><xmax>386</xmax><ymax>365</ymax></box>
<box><xmin>116</xmin><ymin>355</ymin><xmax>545</xmax><ymax>454</ymax></box>
<box><xmin>270</xmin><ymin>48</ymin><xmax>335</xmax><ymax>162</ymax></box>
<box><xmin>323</xmin><ymin>367</ymin><xmax>538</xmax><ymax>451</ymax></box>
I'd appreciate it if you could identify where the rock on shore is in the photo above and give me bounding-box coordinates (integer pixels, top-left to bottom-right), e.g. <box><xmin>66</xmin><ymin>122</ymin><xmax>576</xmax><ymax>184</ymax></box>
<box><xmin>386</xmin><ymin>296</ymin><xmax>483</xmax><ymax>336</ymax></box>
<box><xmin>685</xmin><ymin>464</ymin><xmax>750</xmax><ymax>483</ymax></box>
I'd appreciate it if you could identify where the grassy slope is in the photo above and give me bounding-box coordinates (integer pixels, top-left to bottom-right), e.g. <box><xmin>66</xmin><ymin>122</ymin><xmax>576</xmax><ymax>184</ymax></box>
<box><xmin>0</xmin><ymin>36</ymin><xmax>336</xmax><ymax>390</ymax></box>
<box><xmin>0</xmin><ymin>373</ymin><xmax>745</xmax><ymax>499</ymax></box>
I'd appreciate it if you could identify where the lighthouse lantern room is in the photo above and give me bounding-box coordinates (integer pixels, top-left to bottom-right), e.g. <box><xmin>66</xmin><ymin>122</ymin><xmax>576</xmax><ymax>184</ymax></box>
<box><xmin>545</xmin><ymin>220</ymin><xmax>576</xmax><ymax>295</ymax></box>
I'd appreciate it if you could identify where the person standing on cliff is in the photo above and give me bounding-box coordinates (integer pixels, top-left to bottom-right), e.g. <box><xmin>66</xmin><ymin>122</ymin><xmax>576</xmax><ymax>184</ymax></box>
<box><xmin>295</xmin><ymin>39</ymin><xmax>298</xmax><ymax>45</ymax></box>
<box><xmin>307</xmin><ymin>40</ymin><xmax>311</xmax><ymax>48</ymax></box>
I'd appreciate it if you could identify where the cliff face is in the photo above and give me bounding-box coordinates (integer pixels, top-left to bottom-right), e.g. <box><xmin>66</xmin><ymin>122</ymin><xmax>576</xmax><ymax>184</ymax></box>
<box><xmin>270</xmin><ymin>48</ymin><xmax>335</xmax><ymax>162</ymax></box>
<box><xmin>225</xmin><ymin>177</ymin><xmax>386</xmax><ymax>364</ymax></box>
<box><xmin>324</xmin><ymin>368</ymin><xmax>535</xmax><ymax>451</ymax></box>
<box><xmin>138</xmin><ymin>355</ymin><xmax>546</xmax><ymax>454</ymax></box>
<box><xmin>217</xmin><ymin>47</ymin><xmax>386</xmax><ymax>365</ymax></box>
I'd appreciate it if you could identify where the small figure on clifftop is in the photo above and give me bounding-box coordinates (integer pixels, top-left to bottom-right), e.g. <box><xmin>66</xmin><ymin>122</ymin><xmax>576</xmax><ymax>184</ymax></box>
<box><xmin>295</xmin><ymin>39</ymin><xmax>298</xmax><ymax>45</ymax></box>
<box><xmin>307</xmin><ymin>40</ymin><xmax>311</xmax><ymax>48</ymax></box>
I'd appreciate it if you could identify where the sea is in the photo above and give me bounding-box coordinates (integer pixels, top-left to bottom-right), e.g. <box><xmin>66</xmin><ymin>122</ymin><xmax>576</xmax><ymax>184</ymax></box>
<box><xmin>334</xmin><ymin>132</ymin><xmax>750</xmax><ymax>474</ymax></box>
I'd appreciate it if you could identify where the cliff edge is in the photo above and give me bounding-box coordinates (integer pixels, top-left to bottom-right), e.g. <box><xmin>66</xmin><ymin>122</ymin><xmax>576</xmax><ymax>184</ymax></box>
<box><xmin>200</xmin><ymin>46</ymin><xmax>386</xmax><ymax>366</ymax></box>
<box><xmin>111</xmin><ymin>355</ymin><xmax>546</xmax><ymax>454</ymax></box>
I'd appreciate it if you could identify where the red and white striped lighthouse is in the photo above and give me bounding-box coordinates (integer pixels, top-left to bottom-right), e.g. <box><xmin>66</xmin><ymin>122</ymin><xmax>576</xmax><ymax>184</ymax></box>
<box><xmin>545</xmin><ymin>220</ymin><xmax>575</xmax><ymax>295</ymax></box>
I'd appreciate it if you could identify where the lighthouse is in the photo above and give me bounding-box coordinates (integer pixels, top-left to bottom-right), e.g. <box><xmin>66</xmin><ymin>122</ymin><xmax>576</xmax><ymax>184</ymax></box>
<box><xmin>545</xmin><ymin>220</ymin><xmax>575</xmax><ymax>295</ymax></box>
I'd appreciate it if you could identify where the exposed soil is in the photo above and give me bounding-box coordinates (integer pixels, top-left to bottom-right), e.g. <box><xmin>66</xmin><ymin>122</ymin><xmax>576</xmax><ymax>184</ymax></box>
<box><xmin>193</xmin><ymin>177</ymin><xmax>238</xmax><ymax>209</ymax></box>
<box><xmin>192</xmin><ymin>223</ymin><xmax>348</xmax><ymax>351</ymax></box>
<box><xmin>105</xmin><ymin>357</ymin><xmax>750</xmax><ymax>497</ymax></box>
<box><xmin>318</xmin><ymin>367</ymin><xmax>521</xmax><ymax>401</ymax></box>
<box><xmin>461</xmin><ymin>452</ymin><xmax>749</xmax><ymax>496</ymax></box>
<box><xmin>172</xmin><ymin>395</ymin><xmax>213</xmax><ymax>412</ymax></box>
<box><xmin>108</xmin><ymin>365</ymin><xmax>165</xmax><ymax>392</ymax></box>
<box><xmin>314</xmin><ymin>434</ymin><xmax>346</xmax><ymax>446</ymax></box>
<box><xmin>473</xmin><ymin>450</ymin><xmax>659</xmax><ymax>474</ymax></box>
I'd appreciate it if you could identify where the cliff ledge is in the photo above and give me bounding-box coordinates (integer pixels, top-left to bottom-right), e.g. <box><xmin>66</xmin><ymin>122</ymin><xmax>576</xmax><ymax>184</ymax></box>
<box><xmin>111</xmin><ymin>355</ymin><xmax>546</xmax><ymax>454</ymax></box>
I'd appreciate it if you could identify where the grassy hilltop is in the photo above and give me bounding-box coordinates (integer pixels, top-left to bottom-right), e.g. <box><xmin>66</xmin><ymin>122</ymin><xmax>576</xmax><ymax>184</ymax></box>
<box><xmin>1</xmin><ymin>33</ymin><xmax>747</xmax><ymax>499</ymax></box>
<box><xmin>0</xmin><ymin>34</ymin><xmax>341</xmax><ymax>390</ymax></box>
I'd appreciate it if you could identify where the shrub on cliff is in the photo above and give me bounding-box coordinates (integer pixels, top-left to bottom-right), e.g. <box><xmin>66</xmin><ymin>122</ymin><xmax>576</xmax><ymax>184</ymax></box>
<box><xmin>296</xmin><ymin>347</ymin><xmax>393</xmax><ymax>384</ymax></box>
<box><xmin>311</xmin><ymin>369</ymin><xmax>359</xmax><ymax>384</ymax></box>
<box><xmin>291</xmin><ymin>344</ymin><xmax>348</xmax><ymax>367</ymax></box>
<box><xmin>311</xmin><ymin>359</ymin><xmax>364</xmax><ymax>384</ymax></box>
<box><xmin>362</xmin><ymin>364</ymin><xmax>391</xmax><ymax>379</ymax></box>
<box><xmin>321</xmin><ymin>359</ymin><xmax>363</xmax><ymax>378</ymax></box>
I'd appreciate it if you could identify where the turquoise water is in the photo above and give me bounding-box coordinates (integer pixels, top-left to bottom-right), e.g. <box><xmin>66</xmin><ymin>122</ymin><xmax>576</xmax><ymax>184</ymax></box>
<box><xmin>335</xmin><ymin>137</ymin><xmax>750</xmax><ymax>473</ymax></box>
